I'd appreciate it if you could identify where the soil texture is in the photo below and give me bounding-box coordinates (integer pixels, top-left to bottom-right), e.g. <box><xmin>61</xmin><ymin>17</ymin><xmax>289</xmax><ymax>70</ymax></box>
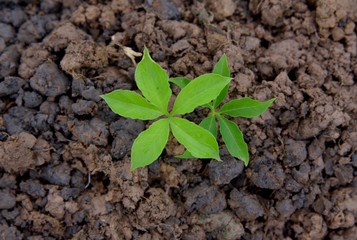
<box><xmin>0</xmin><ymin>0</ymin><xmax>356</xmax><ymax>239</ymax></box>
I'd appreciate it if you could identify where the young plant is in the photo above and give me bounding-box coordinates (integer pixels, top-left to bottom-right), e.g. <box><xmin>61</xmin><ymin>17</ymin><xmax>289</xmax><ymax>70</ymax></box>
<box><xmin>101</xmin><ymin>48</ymin><xmax>231</xmax><ymax>170</ymax></box>
<box><xmin>170</xmin><ymin>54</ymin><xmax>275</xmax><ymax>166</ymax></box>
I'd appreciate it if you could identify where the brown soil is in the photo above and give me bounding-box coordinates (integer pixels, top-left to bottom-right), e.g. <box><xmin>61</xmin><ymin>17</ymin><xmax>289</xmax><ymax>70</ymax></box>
<box><xmin>0</xmin><ymin>0</ymin><xmax>356</xmax><ymax>239</ymax></box>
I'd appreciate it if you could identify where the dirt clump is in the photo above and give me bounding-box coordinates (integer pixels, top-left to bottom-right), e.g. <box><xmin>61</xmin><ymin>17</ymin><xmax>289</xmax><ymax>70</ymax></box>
<box><xmin>208</xmin><ymin>151</ymin><xmax>244</xmax><ymax>185</ymax></box>
<box><xmin>0</xmin><ymin>132</ymin><xmax>50</xmax><ymax>174</ymax></box>
<box><xmin>228</xmin><ymin>189</ymin><xmax>265</xmax><ymax>221</ymax></box>
<box><xmin>30</xmin><ymin>61</ymin><xmax>69</xmax><ymax>97</ymax></box>
<box><xmin>43</xmin><ymin>22</ymin><xmax>91</xmax><ymax>51</ymax></box>
<box><xmin>0</xmin><ymin>189</ymin><xmax>16</xmax><ymax>210</ymax></box>
<box><xmin>67</xmin><ymin>117</ymin><xmax>108</xmax><ymax>146</ymax></box>
<box><xmin>207</xmin><ymin>0</ymin><xmax>236</xmax><ymax>21</ymax></box>
<box><xmin>0</xmin><ymin>76</ymin><xmax>25</xmax><ymax>97</ymax></box>
<box><xmin>248</xmin><ymin>157</ymin><xmax>286</xmax><ymax>189</ymax></box>
<box><xmin>183</xmin><ymin>181</ymin><xmax>227</xmax><ymax>214</ymax></box>
<box><xmin>18</xmin><ymin>44</ymin><xmax>50</xmax><ymax>79</ymax></box>
<box><xmin>60</xmin><ymin>40</ymin><xmax>109</xmax><ymax>77</ymax></box>
<box><xmin>0</xmin><ymin>45</ymin><xmax>20</xmax><ymax>78</ymax></box>
<box><xmin>192</xmin><ymin>211</ymin><xmax>245</xmax><ymax>240</ymax></box>
<box><xmin>136</xmin><ymin>188</ymin><xmax>176</xmax><ymax>227</ymax></box>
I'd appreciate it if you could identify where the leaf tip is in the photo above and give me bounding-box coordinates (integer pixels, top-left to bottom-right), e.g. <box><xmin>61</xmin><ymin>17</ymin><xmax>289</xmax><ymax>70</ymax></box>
<box><xmin>223</xmin><ymin>76</ymin><xmax>233</xmax><ymax>82</ymax></box>
<box><xmin>241</xmin><ymin>152</ymin><xmax>249</xmax><ymax>167</ymax></box>
<box><xmin>266</xmin><ymin>97</ymin><xmax>276</xmax><ymax>107</ymax></box>
<box><xmin>130</xmin><ymin>160</ymin><xmax>141</xmax><ymax>171</ymax></box>
<box><xmin>143</xmin><ymin>47</ymin><xmax>150</xmax><ymax>58</ymax></box>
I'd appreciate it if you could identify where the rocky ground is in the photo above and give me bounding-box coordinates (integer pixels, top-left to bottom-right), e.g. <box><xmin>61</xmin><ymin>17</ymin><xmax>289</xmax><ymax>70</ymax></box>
<box><xmin>0</xmin><ymin>0</ymin><xmax>356</xmax><ymax>239</ymax></box>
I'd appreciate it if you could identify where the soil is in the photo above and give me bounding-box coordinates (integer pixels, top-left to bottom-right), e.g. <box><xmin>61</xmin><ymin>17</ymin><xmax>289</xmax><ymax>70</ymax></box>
<box><xmin>0</xmin><ymin>0</ymin><xmax>356</xmax><ymax>239</ymax></box>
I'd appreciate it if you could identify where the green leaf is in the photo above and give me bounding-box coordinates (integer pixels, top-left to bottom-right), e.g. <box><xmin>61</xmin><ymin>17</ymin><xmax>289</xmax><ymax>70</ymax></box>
<box><xmin>176</xmin><ymin>115</ymin><xmax>218</xmax><ymax>159</ymax></box>
<box><xmin>218</xmin><ymin>116</ymin><xmax>249</xmax><ymax>166</ymax></box>
<box><xmin>101</xmin><ymin>90</ymin><xmax>163</xmax><ymax>120</ymax></box>
<box><xmin>169</xmin><ymin>77</ymin><xmax>190</xmax><ymax>89</ymax></box>
<box><xmin>219</xmin><ymin>98</ymin><xmax>275</xmax><ymax>118</ymax></box>
<box><xmin>171</xmin><ymin>73</ymin><xmax>231</xmax><ymax>115</ymax></box>
<box><xmin>213</xmin><ymin>54</ymin><xmax>230</xmax><ymax>108</ymax></box>
<box><xmin>200</xmin><ymin>116</ymin><xmax>218</xmax><ymax>138</ymax></box>
<box><xmin>169</xmin><ymin>117</ymin><xmax>220</xmax><ymax>160</ymax></box>
<box><xmin>213</xmin><ymin>85</ymin><xmax>229</xmax><ymax>108</ymax></box>
<box><xmin>213</xmin><ymin>54</ymin><xmax>230</xmax><ymax>77</ymax></box>
<box><xmin>135</xmin><ymin>48</ymin><xmax>172</xmax><ymax>114</ymax></box>
<box><xmin>175</xmin><ymin>150</ymin><xmax>194</xmax><ymax>159</ymax></box>
<box><xmin>131</xmin><ymin>119</ymin><xmax>170</xmax><ymax>170</ymax></box>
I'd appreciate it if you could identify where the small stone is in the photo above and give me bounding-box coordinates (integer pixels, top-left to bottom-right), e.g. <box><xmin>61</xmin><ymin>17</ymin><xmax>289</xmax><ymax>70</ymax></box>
<box><xmin>72</xmin><ymin>100</ymin><xmax>98</xmax><ymax>116</ymax></box>
<box><xmin>17</xmin><ymin>15</ymin><xmax>55</xmax><ymax>44</ymax></box>
<box><xmin>0</xmin><ymin>45</ymin><xmax>20</xmax><ymax>78</ymax></box>
<box><xmin>40</xmin><ymin>0</ymin><xmax>61</xmax><ymax>13</ymax></box>
<box><xmin>284</xmin><ymin>140</ymin><xmax>307</xmax><ymax>167</ymax></box>
<box><xmin>207</xmin><ymin>0</ymin><xmax>236</xmax><ymax>20</ymax></box>
<box><xmin>308</xmin><ymin>138</ymin><xmax>324</xmax><ymax>160</ymax></box>
<box><xmin>45</xmin><ymin>189</ymin><xmax>65</xmax><ymax>219</ymax></box>
<box><xmin>285</xmin><ymin>177</ymin><xmax>303</xmax><ymax>192</ymax></box>
<box><xmin>344</xmin><ymin>22</ymin><xmax>355</xmax><ymax>35</ymax></box>
<box><xmin>18</xmin><ymin>43</ymin><xmax>50</xmax><ymax>79</ymax></box>
<box><xmin>0</xmin><ymin>77</ymin><xmax>25</xmax><ymax>97</ymax></box>
<box><xmin>338</xmin><ymin>142</ymin><xmax>352</xmax><ymax>156</ymax></box>
<box><xmin>208</xmin><ymin>155</ymin><xmax>244</xmax><ymax>185</ymax></box>
<box><xmin>68</xmin><ymin>118</ymin><xmax>108</xmax><ymax>146</ymax></box>
<box><xmin>20</xmin><ymin>179</ymin><xmax>46</xmax><ymax>198</ymax></box>
<box><xmin>30</xmin><ymin>62</ymin><xmax>69</xmax><ymax>97</ymax></box>
<box><xmin>43</xmin><ymin>22</ymin><xmax>90</xmax><ymax>51</ymax></box>
<box><xmin>228</xmin><ymin>189</ymin><xmax>265</xmax><ymax>221</ymax></box>
<box><xmin>81</xmin><ymin>86</ymin><xmax>101</xmax><ymax>102</ymax></box>
<box><xmin>0</xmin><ymin>189</ymin><xmax>16</xmax><ymax>209</ymax></box>
<box><xmin>352</xmin><ymin>153</ymin><xmax>357</xmax><ymax>167</ymax></box>
<box><xmin>248</xmin><ymin>158</ymin><xmax>286</xmax><ymax>189</ymax></box>
<box><xmin>243</xmin><ymin>37</ymin><xmax>261</xmax><ymax>51</ymax></box>
<box><xmin>23</xmin><ymin>91</ymin><xmax>43</xmax><ymax>108</ymax></box>
<box><xmin>183</xmin><ymin>182</ymin><xmax>226</xmax><ymax>214</ymax></box>
<box><xmin>0</xmin><ymin>6</ymin><xmax>26</xmax><ymax>27</ymax></box>
<box><xmin>0</xmin><ymin>174</ymin><xmax>16</xmax><ymax>189</ymax></box>
<box><xmin>206</xmin><ymin>31</ymin><xmax>227</xmax><ymax>52</ymax></box>
<box><xmin>198</xmin><ymin>211</ymin><xmax>245</xmax><ymax>240</ymax></box>
<box><xmin>144</xmin><ymin>0</ymin><xmax>180</xmax><ymax>20</ymax></box>
<box><xmin>171</xmin><ymin>39</ymin><xmax>191</xmax><ymax>54</ymax></box>
<box><xmin>0</xmin><ymin>38</ymin><xmax>5</xmax><ymax>52</ymax></box>
<box><xmin>71</xmin><ymin>169</ymin><xmax>85</xmax><ymax>189</ymax></box>
<box><xmin>331</xmin><ymin>27</ymin><xmax>345</xmax><ymax>41</ymax></box>
<box><xmin>276</xmin><ymin>199</ymin><xmax>296</xmax><ymax>217</ymax></box>
<box><xmin>58</xmin><ymin>96</ymin><xmax>73</xmax><ymax>114</ymax></box>
<box><xmin>292</xmin><ymin>162</ymin><xmax>310</xmax><ymax>184</ymax></box>
<box><xmin>111</xmin><ymin>132</ymin><xmax>133</xmax><ymax>159</ymax></box>
<box><xmin>109</xmin><ymin>118</ymin><xmax>145</xmax><ymax>137</ymax></box>
<box><xmin>0</xmin><ymin>23</ymin><xmax>15</xmax><ymax>42</ymax></box>
<box><xmin>40</xmin><ymin>163</ymin><xmax>71</xmax><ymax>186</ymax></box>
<box><xmin>333</xmin><ymin>165</ymin><xmax>353</xmax><ymax>185</ymax></box>
<box><xmin>0</xmin><ymin>225</ymin><xmax>22</xmax><ymax>239</ymax></box>
<box><xmin>3</xmin><ymin>106</ymin><xmax>35</xmax><ymax>134</ymax></box>
<box><xmin>60</xmin><ymin>187</ymin><xmax>81</xmax><ymax>200</ymax></box>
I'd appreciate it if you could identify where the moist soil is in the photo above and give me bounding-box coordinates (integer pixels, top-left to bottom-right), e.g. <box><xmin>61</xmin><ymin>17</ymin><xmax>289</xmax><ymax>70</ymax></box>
<box><xmin>0</xmin><ymin>0</ymin><xmax>356</xmax><ymax>239</ymax></box>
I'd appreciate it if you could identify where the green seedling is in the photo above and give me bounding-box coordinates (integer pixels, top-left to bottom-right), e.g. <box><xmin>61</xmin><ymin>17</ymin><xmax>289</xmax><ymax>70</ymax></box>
<box><xmin>170</xmin><ymin>54</ymin><xmax>275</xmax><ymax>166</ymax></box>
<box><xmin>101</xmin><ymin>48</ymin><xmax>231</xmax><ymax>170</ymax></box>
